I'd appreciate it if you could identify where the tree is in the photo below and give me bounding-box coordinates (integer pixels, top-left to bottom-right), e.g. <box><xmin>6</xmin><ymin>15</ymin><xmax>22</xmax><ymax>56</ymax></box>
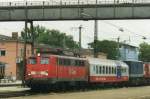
<box><xmin>88</xmin><ymin>40</ymin><xmax>119</xmax><ymax>59</ymax></box>
<box><xmin>139</xmin><ymin>42</ymin><xmax>150</xmax><ymax>62</ymax></box>
<box><xmin>21</xmin><ymin>25</ymin><xmax>79</xmax><ymax>49</ymax></box>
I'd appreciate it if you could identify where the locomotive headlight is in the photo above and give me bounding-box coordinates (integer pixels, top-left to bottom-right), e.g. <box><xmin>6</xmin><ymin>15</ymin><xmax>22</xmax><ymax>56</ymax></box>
<box><xmin>28</xmin><ymin>73</ymin><xmax>31</xmax><ymax>76</ymax></box>
<box><xmin>31</xmin><ymin>71</ymin><xmax>36</xmax><ymax>75</ymax></box>
<box><xmin>40</xmin><ymin>71</ymin><xmax>48</xmax><ymax>76</ymax></box>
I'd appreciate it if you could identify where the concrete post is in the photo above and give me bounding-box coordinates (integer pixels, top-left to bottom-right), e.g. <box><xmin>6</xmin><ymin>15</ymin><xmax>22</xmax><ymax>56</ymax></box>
<box><xmin>22</xmin><ymin>21</ymin><xmax>27</xmax><ymax>86</ymax></box>
<box><xmin>94</xmin><ymin>20</ymin><xmax>98</xmax><ymax>58</ymax></box>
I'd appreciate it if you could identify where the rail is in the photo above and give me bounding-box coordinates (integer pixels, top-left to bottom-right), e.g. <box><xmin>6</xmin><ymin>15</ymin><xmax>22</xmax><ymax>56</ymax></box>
<box><xmin>0</xmin><ymin>0</ymin><xmax>150</xmax><ymax>7</ymax></box>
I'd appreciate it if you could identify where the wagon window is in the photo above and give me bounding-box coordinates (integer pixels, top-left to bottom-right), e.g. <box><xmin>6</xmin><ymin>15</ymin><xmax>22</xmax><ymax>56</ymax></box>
<box><xmin>96</xmin><ymin>66</ymin><xmax>99</xmax><ymax>74</ymax></box>
<box><xmin>64</xmin><ymin>59</ymin><xmax>71</xmax><ymax>66</ymax></box>
<box><xmin>123</xmin><ymin>68</ymin><xmax>126</xmax><ymax>73</ymax></box>
<box><xmin>112</xmin><ymin>67</ymin><xmax>114</xmax><ymax>74</ymax></box>
<box><xmin>114</xmin><ymin>67</ymin><xmax>117</xmax><ymax>74</ymax></box>
<box><xmin>109</xmin><ymin>67</ymin><xmax>111</xmax><ymax>74</ymax></box>
<box><xmin>102</xmin><ymin>66</ymin><xmax>105</xmax><ymax>74</ymax></box>
<box><xmin>75</xmin><ymin>60</ymin><xmax>85</xmax><ymax>66</ymax></box>
<box><xmin>113</xmin><ymin>67</ymin><xmax>116</xmax><ymax>74</ymax></box>
<box><xmin>58</xmin><ymin>58</ymin><xmax>63</xmax><ymax>65</ymax></box>
<box><xmin>40</xmin><ymin>57</ymin><xmax>49</xmax><ymax>64</ymax></box>
<box><xmin>80</xmin><ymin>61</ymin><xmax>85</xmax><ymax>66</ymax></box>
<box><xmin>99</xmin><ymin>66</ymin><xmax>101</xmax><ymax>74</ymax></box>
<box><xmin>106</xmin><ymin>66</ymin><xmax>108</xmax><ymax>74</ymax></box>
<box><xmin>28</xmin><ymin>58</ymin><xmax>36</xmax><ymax>64</ymax></box>
<box><xmin>123</xmin><ymin>68</ymin><xmax>125</xmax><ymax>73</ymax></box>
<box><xmin>93</xmin><ymin>65</ymin><xmax>96</xmax><ymax>71</ymax></box>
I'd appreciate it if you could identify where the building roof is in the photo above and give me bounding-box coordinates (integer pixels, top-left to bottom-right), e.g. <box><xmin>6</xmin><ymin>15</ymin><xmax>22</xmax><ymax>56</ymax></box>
<box><xmin>0</xmin><ymin>34</ymin><xmax>31</xmax><ymax>43</ymax></box>
<box><xmin>0</xmin><ymin>34</ymin><xmax>12</xmax><ymax>40</ymax></box>
<box><xmin>120</xmin><ymin>43</ymin><xmax>139</xmax><ymax>48</ymax></box>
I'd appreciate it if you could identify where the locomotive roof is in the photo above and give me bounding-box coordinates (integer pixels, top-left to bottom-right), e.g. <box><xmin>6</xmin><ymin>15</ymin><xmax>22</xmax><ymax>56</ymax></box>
<box><xmin>31</xmin><ymin>54</ymin><xmax>86</xmax><ymax>60</ymax></box>
<box><xmin>87</xmin><ymin>58</ymin><xmax>128</xmax><ymax>68</ymax></box>
<box><xmin>52</xmin><ymin>55</ymin><xmax>86</xmax><ymax>60</ymax></box>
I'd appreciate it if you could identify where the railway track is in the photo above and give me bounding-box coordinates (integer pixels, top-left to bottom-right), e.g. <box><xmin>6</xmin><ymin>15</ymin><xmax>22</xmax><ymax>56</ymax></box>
<box><xmin>0</xmin><ymin>90</ymin><xmax>36</xmax><ymax>98</ymax></box>
<box><xmin>0</xmin><ymin>84</ymin><xmax>149</xmax><ymax>99</ymax></box>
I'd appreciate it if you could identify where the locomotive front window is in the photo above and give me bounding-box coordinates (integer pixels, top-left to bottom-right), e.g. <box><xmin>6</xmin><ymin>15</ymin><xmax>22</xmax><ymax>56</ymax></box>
<box><xmin>40</xmin><ymin>58</ymin><xmax>49</xmax><ymax>64</ymax></box>
<box><xmin>28</xmin><ymin>58</ymin><xmax>36</xmax><ymax>64</ymax></box>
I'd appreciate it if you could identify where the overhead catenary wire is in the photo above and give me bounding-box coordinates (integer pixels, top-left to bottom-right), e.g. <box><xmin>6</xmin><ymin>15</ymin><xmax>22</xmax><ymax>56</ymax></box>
<box><xmin>101</xmin><ymin>20</ymin><xmax>150</xmax><ymax>40</ymax></box>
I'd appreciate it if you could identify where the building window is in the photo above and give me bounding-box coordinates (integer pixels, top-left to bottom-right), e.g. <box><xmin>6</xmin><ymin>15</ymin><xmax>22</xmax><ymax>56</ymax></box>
<box><xmin>27</xmin><ymin>49</ymin><xmax>30</xmax><ymax>55</ymax></box>
<box><xmin>0</xmin><ymin>50</ymin><xmax>6</xmax><ymax>56</ymax></box>
<box><xmin>20</xmin><ymin>48</ymin><xmax>23</xmax><ymax>57</ymax></box>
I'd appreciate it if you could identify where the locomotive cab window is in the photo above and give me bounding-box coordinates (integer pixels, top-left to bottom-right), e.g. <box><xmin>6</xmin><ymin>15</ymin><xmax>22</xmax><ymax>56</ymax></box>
<box><xmin>40</xmin><ymin>57</ymin><xmax>49</xmax><ymax>64</ymax></box>
<box><xmin>28</xmin><ymin>58</ymin><xmax>37</xmax><ymax>64</ymax></box>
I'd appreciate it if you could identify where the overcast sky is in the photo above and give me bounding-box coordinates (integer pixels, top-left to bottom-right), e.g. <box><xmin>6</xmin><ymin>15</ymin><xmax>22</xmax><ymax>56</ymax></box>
<box><xmin>0</xmin><ymin>0</ymin><xmax>150</xmax><ymax>48</ymax></box>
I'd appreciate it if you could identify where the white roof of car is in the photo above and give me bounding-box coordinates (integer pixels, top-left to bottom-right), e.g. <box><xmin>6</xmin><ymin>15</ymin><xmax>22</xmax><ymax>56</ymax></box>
<box><xmin>87</xmin><ymin>58</ymin><xmax>128</xmax><ymax>68</ymax></box>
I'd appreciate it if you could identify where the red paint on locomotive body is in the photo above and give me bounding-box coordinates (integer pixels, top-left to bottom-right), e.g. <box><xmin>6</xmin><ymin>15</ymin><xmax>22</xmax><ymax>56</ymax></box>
<box><xmin>25</xmin><ymin>55</ymin><xmax>88</xmax><ymax>84</ymax></box>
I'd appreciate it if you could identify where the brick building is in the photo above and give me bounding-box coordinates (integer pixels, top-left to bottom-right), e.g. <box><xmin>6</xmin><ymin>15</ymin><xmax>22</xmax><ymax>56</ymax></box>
<box><xmin>0</xmin><ymin>33</ymin><xmax>32</xmax><ymax>80</ymax></box>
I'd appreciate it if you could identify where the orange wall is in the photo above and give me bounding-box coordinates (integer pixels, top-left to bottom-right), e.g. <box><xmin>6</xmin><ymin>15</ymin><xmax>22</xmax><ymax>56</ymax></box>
<box><xmin>0</xmin><ymin>41</ymin><xmax>32</xmax><ymax>80</ymax></box>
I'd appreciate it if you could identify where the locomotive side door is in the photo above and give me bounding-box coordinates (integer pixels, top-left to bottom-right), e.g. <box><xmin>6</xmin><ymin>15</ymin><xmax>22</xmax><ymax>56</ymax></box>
<box><xmin>116</xmin><ymin>62</ymin><xmax>122</xmax><ymax>79</ymax></box>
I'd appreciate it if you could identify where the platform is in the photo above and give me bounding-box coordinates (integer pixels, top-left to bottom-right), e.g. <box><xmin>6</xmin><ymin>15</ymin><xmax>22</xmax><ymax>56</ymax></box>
<box><xmin>0</xmin><ymin>80</ymin><xmax>22</xmax><ymax>87</ymax></box>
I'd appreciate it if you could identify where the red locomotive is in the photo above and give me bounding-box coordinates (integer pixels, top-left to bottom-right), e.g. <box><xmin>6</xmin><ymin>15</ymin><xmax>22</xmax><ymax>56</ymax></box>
<box><xmin>25</xmin><ymin>53</ymin><xmax>88</xmax><ymax>89</ymax></box>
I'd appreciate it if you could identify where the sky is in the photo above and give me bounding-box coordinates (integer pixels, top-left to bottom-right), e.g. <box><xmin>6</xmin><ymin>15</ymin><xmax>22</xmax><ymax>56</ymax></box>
<box><xmin>0</xmin><ymin>0</ymin><xmax>150</xmax><ymax>48</ymax></box>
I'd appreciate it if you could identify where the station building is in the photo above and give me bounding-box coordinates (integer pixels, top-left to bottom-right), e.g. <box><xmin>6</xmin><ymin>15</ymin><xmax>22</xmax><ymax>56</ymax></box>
<box><xmin>119</xmin><ymin>44</ymin><xmax>139</xmax><ymax>61</ymax></box>
<box><xmin>0</xmin><ymin>33</ymin><xmax>32</xmax><ymax>80</ymax></box>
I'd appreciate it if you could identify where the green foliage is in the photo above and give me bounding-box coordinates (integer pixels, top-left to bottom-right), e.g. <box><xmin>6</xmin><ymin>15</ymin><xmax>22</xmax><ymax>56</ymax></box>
<box><xmin>88</xmin><ymin>40</ymin><xmax>119</xmax><ymax>59</ymax></box>
<box><xmin>139</xmin><ymin>42</ymin><xmax>150</xmax><ymax>62</ymax></box>
<box><xmin>21</xmin><ymin>25</ymin><xmax>79</xmax><ymax>49</ymax></box>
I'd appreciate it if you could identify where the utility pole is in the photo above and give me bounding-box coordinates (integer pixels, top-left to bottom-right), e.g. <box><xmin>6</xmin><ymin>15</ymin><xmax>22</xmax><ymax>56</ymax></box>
<box><xmin>94</xmin><ymin>20</ymin><xmax>98</xmax><ymax>58</ymax></box>
<box><xmin>63</xmin><ymin>33</ymin><xmax>66</xmax><ymax>49</ymax></box>
<box><xmin>79</xmin><ymin>25</ymin><xmax>82</xmax><ymax>50</ymax></box>
<box><xmin>22</xmin><ymin>1</ymin><xmax>28</xmax><ymax>86</ymax></box>
<box><xmin>117</xmin><ymin>36</ymin><xmax>120</xmax><ymax>60</ymax></box>
<box><xmin>22</xmin><ymin>21</ymin><xmax>27</xmax><ymax>86</ymax></box>
<box><xmin>30</xmin><ymin>21</ymin><xmax>34</xmax><ymax>55</ymax></box>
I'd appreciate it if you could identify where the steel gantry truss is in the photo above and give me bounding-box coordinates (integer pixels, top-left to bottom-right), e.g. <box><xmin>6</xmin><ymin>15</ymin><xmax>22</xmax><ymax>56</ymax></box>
<box><xmin>0</xmin><ymin>0</ymin><xmax>150</xmax><ymax>21</ymax></box>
